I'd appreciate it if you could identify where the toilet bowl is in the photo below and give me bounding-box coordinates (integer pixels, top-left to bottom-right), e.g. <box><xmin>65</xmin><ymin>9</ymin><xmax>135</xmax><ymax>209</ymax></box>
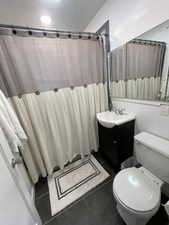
<box><xmin>112</xmin><ymin>132</ymin><xmax>169</xmax><ymax>225</ymax></box>
<box><xmin>113</xmin><ymin>167</ymin><xmax>163</xmax><ymax>225</ymax></box>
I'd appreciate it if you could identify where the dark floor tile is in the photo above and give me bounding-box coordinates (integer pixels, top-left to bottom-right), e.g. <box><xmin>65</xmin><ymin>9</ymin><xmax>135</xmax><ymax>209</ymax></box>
<box><xmin>47</xmin><ymin>211</ymin><xmax>125</xmax><ymax>225</ymax></box>
<box><xmin>35</xmin><ymin>153</ymin><xmax>117</xmax><ymax>225</ymax></box>
<box><xmin>46</xmin><ymin>199</ymin><xmax>96</xmax><ymax>225</ymax></box>
<box><xmin>111</xmin><ymin>213</ymin><xmax>125</xmax><ymax>225</ymax></box>
<box><xmin>84</xmin><ymin>179</ymin><xmax>117</xmax><ymax>222</ymax></box>
<box><xmin>148</xmin><ymin>206</ymin><xmax>169</xmax><ymax>225</ymax></box>
<box><xmin>111</xmin><ymin>205</ymin><xmax>169</xmax><ymax>225</ymax></box>
<box><xmin>35</xmin><ymin>193</ymin><xmax>51</xmax><ymax>223</ymax></box>
<box><xmin>93</xmin><ymin>151</ymin><xmax>116</xmax><ymax>176</ymax></box>
<box><xmin>35</xmin><ymin>177</ymin><xmax>49</xmax><ymax>199</ymax></box>
<box><xmin>43</xmin><ymin>177</ymin><xmax>116</xmax><ymax>225</ymax></box>
<box><xmin>64</xmin><ymin>200</ymin><xmax>96</xmax><ymax>225</ymax></box>
<box><xmin>35</xmin><ymin>153</ymin><xmax>168</xmax><ymax>225</ymax></box>
<box><xmin>44</xmin><ymin>213</ymin><xmax>67</xmax><ymax>225</ymax></box>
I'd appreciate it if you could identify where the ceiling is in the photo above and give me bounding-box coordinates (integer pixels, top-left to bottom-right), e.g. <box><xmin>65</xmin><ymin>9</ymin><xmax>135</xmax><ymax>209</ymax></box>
<box><xmin>0</xmin><ymin>0</ymin><xmax>106</xmax><ymax>31</ymax></box>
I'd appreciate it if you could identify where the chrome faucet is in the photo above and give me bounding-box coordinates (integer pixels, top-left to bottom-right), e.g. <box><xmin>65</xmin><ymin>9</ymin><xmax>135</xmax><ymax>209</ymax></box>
<box><xmin>112</xmin><ymin>104</ymin><xmax>126</xmax><ymax>115</ymax></box>
<box><xmin>118</xmin><ymin>108</ymin><xmax>126</xmax><ymax>115</ymax></box>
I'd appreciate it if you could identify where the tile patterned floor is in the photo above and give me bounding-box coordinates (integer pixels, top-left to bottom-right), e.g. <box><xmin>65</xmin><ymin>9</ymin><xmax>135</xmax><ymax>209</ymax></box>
<box><xmin>35</xmin><ymin>152</ymin><xmax>169</xmax><ymax>225</ymax></box>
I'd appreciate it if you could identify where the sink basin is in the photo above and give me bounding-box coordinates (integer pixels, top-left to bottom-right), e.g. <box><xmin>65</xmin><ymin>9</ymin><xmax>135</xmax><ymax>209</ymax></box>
<box><xmin>96</xmin><ymin>111</ymin><xmax>135</xmax><ymax>128</ymax></box>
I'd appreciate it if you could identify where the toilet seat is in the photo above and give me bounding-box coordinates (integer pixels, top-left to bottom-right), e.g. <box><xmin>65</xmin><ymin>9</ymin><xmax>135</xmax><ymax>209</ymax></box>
<box><xmin>113</xmin><ymin>167</ymin><xmax>161</xmax><ymax>213</ymax></box>
<box><xmin>113</xmin><ymin>188</ymin><xmax>159</xmax><ymax>216</ymax></box>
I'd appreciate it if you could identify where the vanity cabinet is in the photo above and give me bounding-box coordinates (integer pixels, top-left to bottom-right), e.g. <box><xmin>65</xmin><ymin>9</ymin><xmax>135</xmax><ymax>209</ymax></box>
<box><xmin>98</xmin><ymin>120</ymin><xmax>135</xmax><ymax>171</ymax></box>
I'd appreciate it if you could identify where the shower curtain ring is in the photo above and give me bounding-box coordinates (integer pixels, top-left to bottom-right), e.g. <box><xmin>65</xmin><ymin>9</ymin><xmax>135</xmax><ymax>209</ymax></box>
<box><xmin>54</xmin><ymin>88</ymin><xmax>58</xmax><ymax>92</ymax></box>
<box><xmin>35</xmin><ymin>90</ymin><xmax>40</xmax><ymax>95</ymax></box>
<box><xmin>18</xmin><ymin>93</ymin><xmax>22</xmax><ymax>98</ymax></box>
<box><xmin>12</xmin><ymin>30</ymin><xmax>17</xmax><ymax>35</ymax></box>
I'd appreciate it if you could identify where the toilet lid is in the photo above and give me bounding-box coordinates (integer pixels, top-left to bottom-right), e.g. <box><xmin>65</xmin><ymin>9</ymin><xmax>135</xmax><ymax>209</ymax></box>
<box><xmin>113</xmin><ymin>168</ymin><xmax>160</xmax><ymax>212</ymax></box>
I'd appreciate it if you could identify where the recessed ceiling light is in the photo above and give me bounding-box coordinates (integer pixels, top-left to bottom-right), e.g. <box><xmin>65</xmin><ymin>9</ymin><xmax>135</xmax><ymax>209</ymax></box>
<box><xmin>40</xmin><ymin>16</ymin><xmax>52</xmax><ymax>25</ymax></box>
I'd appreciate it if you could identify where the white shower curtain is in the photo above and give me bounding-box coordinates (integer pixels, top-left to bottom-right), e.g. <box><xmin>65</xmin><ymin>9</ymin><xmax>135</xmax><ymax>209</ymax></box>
<box><xmin>111</xmin><ymin>40</ymin><xmax>165</xmax><ymax>101</ymax></box>
<box><xmin>0</xmin><ymin>28</ymin><xmax>106</xmax><ymax>183</ymax></box>
<box><xmin>9</xmin><ymin>83</ymin><xmax>108</xmax><ymax>183</ymax></box>
<box><xmin>111</xmin><ymin>77</ymin><xmax>160</xmax><ymax>100</ymax></box>
<box><xmin>111</xmin><ymin>80</ymin><xmax>126</xmax><ymax>98</ymax></box>
<box><xmin>126</xmin><ymin>77</ymin><xmax>161</xmax><ymax>100</ymax></box>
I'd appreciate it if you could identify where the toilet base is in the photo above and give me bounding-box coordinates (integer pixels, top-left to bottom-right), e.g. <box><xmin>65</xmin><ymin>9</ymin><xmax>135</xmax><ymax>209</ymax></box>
<box><xmin>116</xmin><ymin>200</ymin><xmax>159</xmax><ymax>225</ymax></box>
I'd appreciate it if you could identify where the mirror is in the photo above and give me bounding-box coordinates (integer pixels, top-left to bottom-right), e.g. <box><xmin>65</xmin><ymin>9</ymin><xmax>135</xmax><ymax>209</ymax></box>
<box><xmin>110</xmin><ymin>20</ymin><xmax>169</xmax><ymax>102</ymax></box>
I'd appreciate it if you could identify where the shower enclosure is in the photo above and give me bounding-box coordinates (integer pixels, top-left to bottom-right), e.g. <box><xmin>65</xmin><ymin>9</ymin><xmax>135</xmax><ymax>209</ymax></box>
<box><xmin>0</xmin><ymin>24</ymin><xmax>109</xmax><ymax>183</ymax></box>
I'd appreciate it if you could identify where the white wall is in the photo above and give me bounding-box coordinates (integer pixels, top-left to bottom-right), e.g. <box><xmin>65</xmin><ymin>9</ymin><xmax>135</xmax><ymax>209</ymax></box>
<box><xmin>86</xmin><ymin>0</ymin><xmax>169</xmax><ymax>141</ymax></box>
<box><xmin>85</xmin><ymin>0</ymin><xmax>169</xmax><ymax>50</ymax></box>
<box><xmin>113</xmin><ymin>98</ymin><xmax>169</xmax><ymax>198</ymax></box>
<box><xmin>0</xmin><ymin>0</ymin><xmax>105</xmax><ymax>31</ymax></box>
<box><xmin>112</xmin><ymin>98</ymin><xmax>169</xmax><ymax>196</ymax></box>
<box><xmin>113</xmin><ymin>99</ymin><xmax>169</xmax><ymax>140</ymax></box>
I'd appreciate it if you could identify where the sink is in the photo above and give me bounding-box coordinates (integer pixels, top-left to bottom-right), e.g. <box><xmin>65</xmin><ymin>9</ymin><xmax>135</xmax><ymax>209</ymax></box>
<box><xmin>96</xmin><ymin>111</ymin><xmax>135</xmax><ymax>128</ymax></box>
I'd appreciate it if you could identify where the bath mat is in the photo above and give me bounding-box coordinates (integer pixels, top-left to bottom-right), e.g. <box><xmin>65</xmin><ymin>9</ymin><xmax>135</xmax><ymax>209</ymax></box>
<box><xmin>47</xmin><ymin>155</ymin><xmax>109</xmax><ymax>216</ymax></box>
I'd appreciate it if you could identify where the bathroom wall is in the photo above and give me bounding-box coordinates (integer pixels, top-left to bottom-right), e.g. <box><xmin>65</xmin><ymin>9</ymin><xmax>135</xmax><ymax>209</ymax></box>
<box><xmin>85</xmin><ymin>0</ymin><xmax>169</xmax><ymax>141</ymax></box>
<box><xmin>85</xmin><ymin>0</ymin><xmax>169</xmax><ymax>50</ymax></box>
<box><xmin>112</xmin><ymin>99</ymin><xmax>169</xmax><ymax>140</ymax></box>
<box><xmin>112</xmin><ymin>98</ymin><xmax>169</xmax><ymax>196</ymax></box>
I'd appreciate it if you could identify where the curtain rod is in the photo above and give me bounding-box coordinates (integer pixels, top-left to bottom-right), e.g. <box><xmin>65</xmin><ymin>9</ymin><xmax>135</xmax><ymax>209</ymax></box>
<box><xmin>130</xmin><ymin>38</ymin><xmax>166</xmax><ymax>46</ymax></box>
<box><xmin>0</xmin><ymin>23</ymin><xmax>99</xmax><ymax>36</ymax></box>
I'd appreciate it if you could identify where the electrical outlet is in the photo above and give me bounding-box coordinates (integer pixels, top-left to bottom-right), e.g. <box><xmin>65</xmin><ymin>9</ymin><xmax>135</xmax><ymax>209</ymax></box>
<box><xmin>160</xmin><ymin>105</ymin><xmax>169</xmax><ymax>116</ymax></box>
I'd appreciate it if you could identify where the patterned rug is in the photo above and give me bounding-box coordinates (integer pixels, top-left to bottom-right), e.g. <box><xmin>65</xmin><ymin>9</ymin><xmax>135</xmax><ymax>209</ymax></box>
<box><xmin>48</xmin><ymin>155</ymin><xmax>110</xmax><ymax>216</ymax></box>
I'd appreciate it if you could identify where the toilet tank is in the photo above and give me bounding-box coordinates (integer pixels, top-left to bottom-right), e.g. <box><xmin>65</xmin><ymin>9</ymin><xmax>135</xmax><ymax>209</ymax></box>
<box><xmin>134</xmin><ymin>132</ymin><xmax>169</xmax><ymax>184</ymax></box>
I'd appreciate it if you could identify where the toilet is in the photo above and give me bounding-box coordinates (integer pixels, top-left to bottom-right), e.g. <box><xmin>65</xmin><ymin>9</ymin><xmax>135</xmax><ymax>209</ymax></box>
<box><xmin>113</xmin><ymin>132</ymin><xmax>169</xmax><ymax>225</ymax></box>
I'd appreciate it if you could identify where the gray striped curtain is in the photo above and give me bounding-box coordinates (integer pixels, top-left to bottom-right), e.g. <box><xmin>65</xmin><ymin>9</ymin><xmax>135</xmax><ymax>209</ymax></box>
<box><xmin>0</xmin><ymin>28</ymin><xmax>104</xmax><ymax>97</ymax></box>
<box><xmin>111</xmin><ymin>40</ymin><xmax>165</xmax><ymax>81</ymax></box>
<box><xmin>111</xmin><ymin>45</ymin><xmax>126</xmax><ymax>81</ymax></box>
<box><xmin>111</xmin><ymin>40</ymin><xmax>166</xmax><ymax>100</ymax></box>
<box><xmin>126</xmin><ymin>41</ymin><xmax>165</xmax><ymax>80</ymax></box>
<box><xmin>0</xmin><ymin>28</ymin><xmax>107</xmax><ymax>183</ymax></box>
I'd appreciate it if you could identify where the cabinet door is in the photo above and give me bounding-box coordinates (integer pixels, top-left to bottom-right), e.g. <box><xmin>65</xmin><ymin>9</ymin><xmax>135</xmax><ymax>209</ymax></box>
<box><xmin>103</xmin><ymin>144</ymin><xmax>120</xmax><ymax>169</ymax></box>
<box><xmin>98</xmin><ymin>123</ymin><xmax>120</xmax><ymax>169</ymax></box>
<box><xmin>117</xmin><ymin>120</ymin><xmax>135</xmax><ymax>163</ymax></box>
<box><xmin>98</xmin><ymin>123</ymin><xmax>118</xmax><ymax>148</ymax></box>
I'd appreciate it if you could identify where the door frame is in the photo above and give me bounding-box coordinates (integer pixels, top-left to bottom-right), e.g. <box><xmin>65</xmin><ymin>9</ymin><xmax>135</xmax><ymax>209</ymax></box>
<box><xmin>0</xmin><ymin>144</ymin><xmax>42</xmax><ymax>225</ymax></box>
